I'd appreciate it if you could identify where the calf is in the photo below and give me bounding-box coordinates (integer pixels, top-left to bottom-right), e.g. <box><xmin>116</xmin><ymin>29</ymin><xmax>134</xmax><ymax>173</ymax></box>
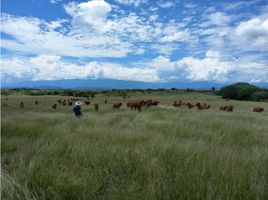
<box><xmin>253</xmin><ymin>107</ymin><xmax>264</xmax><ymax>113</ymax></box>
<box><xmin>173</xmin><ymin>101</ymin><xmax>182</xmax><ymax>107</ymax></box>
<box><xmin>52</xmin><ymin>104</ymin><xmax>57</xmax><ymax>109</ymax></box>
<box><xmin>113</xmin><ymin>102</ymin><xmax>122</xmax><ymax>109</ymax></box>
<box><xmin>85</xmin><ymin>100</ymin><xmax>91</xmax><ymax>105</ymax></box>
<box><xmin>20</xmin><ymin>102</ymin><xmax>24</xmax><ymax>108</ymax></box>
<box><xmin>94</xmin><ymin>104</ymin><xmax>99</xmax><ymax>111</ymax></box>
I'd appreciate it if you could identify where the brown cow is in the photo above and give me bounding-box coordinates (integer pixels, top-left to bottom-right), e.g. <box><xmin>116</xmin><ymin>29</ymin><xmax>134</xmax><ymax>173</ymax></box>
<box><xmin>146</xmin><ymin>99</ymin><xmax>159</xmax><ymax>107</ymax></box>
<box><xmin>113</xmin><ymin>102</ymin><xmax>122</xmax><ymax>109</ymax></box>
<box><xmin>253</xmin><ymin>107</ymin><xmax>264</xmax><ymax>112</ymax></box>
<box><xmin>85</xmin><ymin>100</ymin><xmax>91</xmax><ymax>105</ymax></box>
<box><xmin>226</xmin><ymin>105</ymin><xmax>234</xmax><ymax>112</ymax></box>
<box><xmin>52</xmin><ymin>104</ymin><xmax>57</xmax><ymax>109</ymax></box>
<box><xmin>68</xmin><ymin>101</ymin><xmax>73</xmax><ymax>106</ymax></box>
<box><xmin>62</xmin><ymin>100</ymin><xmax>67</xmax><ymax>106</ymax></box>
<box><xmin>20</xmin><ymin>102</ymin><xmax>24</xmax><ymax>108</ymax></box>
<box><xmin>196</xmin><ymin>102</ymin><xmax>204</xmax><ymax>110</ymax></box>
<box><xmin>94</xmin><ymin>104</ymin><xmax>99</xmax><ymax>111</ymax></box>
<box><xmin>220</xmin><ymin>106</ymin><xmax>227</xmax><ymax>111</ymax></box>
<box><xmin>127</xmin><ymin>100</ymin><xmax>146</xmax><ymax>112</ymax></box>
<box><xmin>186</xmin><ymin>102</ymin><xmax>194</xmax><ymax>109</ymax></box>
<box><xmin>173</xmin><ymin>101</ymin><xmax>182</xmax><ymax>107</ymax></box>
<box><xmin>57</xmin><ymin>99</ymin><xmax>62</xmax><ymax>104</ymax></box>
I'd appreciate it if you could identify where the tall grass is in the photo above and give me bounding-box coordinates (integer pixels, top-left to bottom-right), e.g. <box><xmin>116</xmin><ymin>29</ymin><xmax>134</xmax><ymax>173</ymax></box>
<box><xmin>1</xmin><ymin>92</ymin><xmax>268</xmax><ymax>199</ymax></box>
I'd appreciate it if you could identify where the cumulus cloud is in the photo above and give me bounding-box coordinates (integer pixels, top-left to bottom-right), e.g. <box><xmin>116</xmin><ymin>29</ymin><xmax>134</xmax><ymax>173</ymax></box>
<box><xmin>2</xmin><ymin>51</ymin><xmax>267</xmax><ymax>84</ymax></box>
<box><xmin>233</xmin><ymin>17</ymin><xmax>268</xmax><ymax>51</ymax></box>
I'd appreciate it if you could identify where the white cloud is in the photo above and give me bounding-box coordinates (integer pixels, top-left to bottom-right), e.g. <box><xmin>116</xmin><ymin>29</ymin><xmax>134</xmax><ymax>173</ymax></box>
<box><xmin>0</xmin><ymin>55</ymin><xmax>159</xmax><ymax>83</ymax></box>
<box><xmin>113</xmin><ymin>0</ymin><xmax>147</xmax><ymax>7</ymax></box>
<box><xmin>233</xmin><ymin>17</ymin><xmax>268</xmax><ymax>51</ymax></box>
<box><xmin>50</xmin><ymin>0</ymin><xmax>63</xmax><ymax>4</ymax></box>
<box><xmin>2</xmin><ymin>51</ymin><xmax>267</xmax><ymax>84</ymax></box>
<box><xmin>160</xmin><ymin>31</ymin><xmax>190</xmax><ymax>42</ymax></box>
<box><xmin>158</xmin><ymin>1</ymin><xmax>174</xmax><ymax>8</ymax></box>
<box><xmin>1</xmin><ymin>13</ymin><xmax>132</xmax><ymax>58</ymax></box>
<box><xmin>64</xmin><ymin>0</ymin><xmax>112</xmax><ymax>32</ymax></box>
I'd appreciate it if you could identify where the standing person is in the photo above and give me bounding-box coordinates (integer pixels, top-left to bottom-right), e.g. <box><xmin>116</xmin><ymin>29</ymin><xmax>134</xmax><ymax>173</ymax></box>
<box><xmin>73</xmin><ymin>101</ymin><xmax>83</xmax><ymax>118</ymax></box>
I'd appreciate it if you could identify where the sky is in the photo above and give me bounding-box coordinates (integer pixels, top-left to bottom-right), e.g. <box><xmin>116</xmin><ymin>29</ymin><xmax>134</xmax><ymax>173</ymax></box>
<box><xmin>1</xmin><ymin>0</ymin><xmax>268</xmax><ymax>85</ymax></box>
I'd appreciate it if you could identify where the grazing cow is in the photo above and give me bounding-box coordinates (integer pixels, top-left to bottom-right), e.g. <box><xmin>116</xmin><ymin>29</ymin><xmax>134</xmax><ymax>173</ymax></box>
<box><xmin>203</xmin><ymin>103</ymin><xmax>211</xmax><ymax>109</ymax></box>
<box><xmin>146</xmin><ymin>99</ymin><xmax>159</xmax><ymax>107</ymax></box>
<box><xmin>253</xmin><ymin>107</ymin><xmax>264</xmax><ymax>113</ymax></box>
<box><xmin>196</xmin><ymin>102</ymin><xmax>204</xmax><ymax>110</ymax></box>
<box><xmin>113</xmin><ymin>102</ymin><xmax>122</xmax><ymax>109</ymax></box>
<box><xmin>127</xmin><ymin>100</ymin><xmax>146</xmax><ymax>112</ymax></box>
<box><xmin>35</xmin><ymin>100</ymin><xmax>39</xmax><ymax>105</ymax></box>
<box><xmin>20</xmin><ymin>102</ymin><xmax>24</xmax><ymax>108</ymax></box>
<box><xmin>226</xmin><ymin>105</ymin><xmax>234</xmax><ymax>112</ymax></box>
<box><xmin>57</xmin><ymin>99</ymin><xmax>62</xmax><ymax>104</ymax></box>
<box><xmin>173</xmin><ymin>101</ymin><xmax>182</xmax><ymax>107</ymax></box>
<box><xmin>68</xmin><ymin>101</ymin><xmax>73</xmax><ymax>106</ymax></box>
<box><xmin>220</xmin><ymin>106</ymin><xmax>227</xmax><ymax>111</ymax></box>
<box><xmin>94</xmin><ymin>104</ymin><xmax>99</xmax><ymax>111</ymax></box>
<box><xmin>52</xmin><ymin>104</ymin><xmax>57</xmax><ymax>109</ymax></box>
<box><xmin>85</xmin><ymin>100</ymin><xmax>91</xmax><ymax>105</ymax></box>
<box><xmin>186</xmin><ymin>102</ymin><xmax>194</xmax><ymax>109</ymax></box>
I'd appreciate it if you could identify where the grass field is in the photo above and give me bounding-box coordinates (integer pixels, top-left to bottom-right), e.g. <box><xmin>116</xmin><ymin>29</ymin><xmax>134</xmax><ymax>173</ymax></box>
<box><xmin>1</xmin><ymin>91</ymin><xmax>268</xmax><ymax>200</ymax></box>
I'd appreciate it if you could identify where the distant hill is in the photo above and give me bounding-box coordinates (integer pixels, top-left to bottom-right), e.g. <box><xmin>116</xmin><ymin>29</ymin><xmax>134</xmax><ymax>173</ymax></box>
<box><xmin>2</xmin><ymin>79</ymin><xmax>268</xmax><ymax>90</ymax></box>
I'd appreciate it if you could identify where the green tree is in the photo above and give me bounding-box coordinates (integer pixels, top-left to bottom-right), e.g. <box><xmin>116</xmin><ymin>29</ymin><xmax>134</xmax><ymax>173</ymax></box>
<box><xmin>237</xmin><ymin>85</ymin><xmax>259</xmax><ymax>100</ymax></box>
<box><xmin>251</xmin><ymin>90</ymin><xmax>268</xmax><ymax>101</ymax></box>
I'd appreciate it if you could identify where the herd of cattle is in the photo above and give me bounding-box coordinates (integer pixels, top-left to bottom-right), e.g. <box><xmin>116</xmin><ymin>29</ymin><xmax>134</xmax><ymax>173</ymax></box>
<box><xmin>3</xmin><ymin>97</ymin><xmax>265</xmax><ymax>113</ymax></box>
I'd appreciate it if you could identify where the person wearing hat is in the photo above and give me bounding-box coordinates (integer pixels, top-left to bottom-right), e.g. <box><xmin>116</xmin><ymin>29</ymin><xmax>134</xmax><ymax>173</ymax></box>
<box><xmin>73</xmin><ymin>101</ymin><xmax>83</xmax><ymax>118</ymax></box>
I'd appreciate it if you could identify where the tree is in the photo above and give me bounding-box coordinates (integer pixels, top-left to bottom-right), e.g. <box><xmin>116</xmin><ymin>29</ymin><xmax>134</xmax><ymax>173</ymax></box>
<box><xmin>219</xmin><ymin>85</ymin><xmax>238</xmax><ymax>99</ymax></box>
<box><xmin>237</xmin><ymin>85</ymin><xmax>259</xmax><ymax>100</ymax></box>
<box><xmin>251</xmin><ymin>91</ymin><xmax>268</xmax><ymax>101</ymax></box>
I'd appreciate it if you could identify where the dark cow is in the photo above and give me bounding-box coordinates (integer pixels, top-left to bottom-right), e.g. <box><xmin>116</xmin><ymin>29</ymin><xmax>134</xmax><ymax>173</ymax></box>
<box><xmin>68</xmin><ymin>101</ymin><xmax>73</xmax><ymax>106</ymax></box>
<box><xmin>20</xmin><ymin>102</ymin><xmax>24</xmax><ymax>108</ymax></box>
<box><xmin>253</xmin><ymin>107</ymin><xmax>264</xmax><ymax>112</ymax></box>
<box><xmin>196</xmin><ymin>102</ymin><xmax>204</xmax><ymax>110</ymax></box>
<box><xmin>57</xmin><ymin>99</ymin><xmax>62</xmax><ymax>104</ymax></box>
<box><xmin>52</xmin><ymin>104</ymin><xmax>57</xmax><ymax>109</ymax></box>
<box><xmin>105</xmin><ymin>100</ymin><xmax>108</xmax><ymax>104</ymax></box>
<box><xmin>94</xmin><ymin>104</ymin><xmax>99</xmax><ymax>111</ymax></box>
<box><xmin>85</xmin><ymin>100</ymin><xmax>91</xmax><ymax>105</ymax></box>
<box><xmin>186</xmin><ymin>102</ymin><xmax>194</xmax><ymax>109</ymax></box>
<box><xmin>35</xmin><ymin>100</ymin><xmax>39</xmax><ymax>105</ymax></box>
<box><xmin>226</xmin><ymin>105</ymin><xmax>234</xmax><ymax>112</ymax></box>
<box><xmin>146</xmin><ymin>99</ymin><xmax>160</xmax><ymax>107</ymax></box>
<box><xmin>113</xmin><ymin>102</ymin><xmax>122</xmax><ymax>109</ymax></box>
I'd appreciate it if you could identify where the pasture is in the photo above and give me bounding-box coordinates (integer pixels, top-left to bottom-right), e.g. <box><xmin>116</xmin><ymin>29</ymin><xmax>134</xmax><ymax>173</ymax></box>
<box><xmin>1</xmin><ymin>91</ymin><xmax>268</xmax><ymax>200</ymax></box>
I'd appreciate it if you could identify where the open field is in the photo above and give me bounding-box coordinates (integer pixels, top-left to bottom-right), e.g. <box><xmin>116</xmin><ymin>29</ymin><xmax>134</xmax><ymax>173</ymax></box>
<box><xmin>1</xmin><ymin>91</ymin><xmax>268</xmax><ymax>200</ymax></box>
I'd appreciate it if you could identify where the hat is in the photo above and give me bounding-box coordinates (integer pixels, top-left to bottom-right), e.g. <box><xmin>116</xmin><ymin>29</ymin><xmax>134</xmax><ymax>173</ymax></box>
<box><xmin>74</xmin><ymin>101</ymin><xmax>82</xmax><ymax>106</ymax></box>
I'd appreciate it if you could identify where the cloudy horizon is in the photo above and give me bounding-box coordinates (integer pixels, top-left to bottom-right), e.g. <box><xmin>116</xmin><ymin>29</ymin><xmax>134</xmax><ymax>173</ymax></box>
<box><xmin>1</xmin><ymin>0</ymin><xmax>268</xmax><ymax>86</ymax></box>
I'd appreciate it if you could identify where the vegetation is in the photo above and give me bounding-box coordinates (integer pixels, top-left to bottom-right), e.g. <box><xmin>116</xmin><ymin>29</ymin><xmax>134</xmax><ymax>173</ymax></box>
<box><xmin>1</xmin><ymin>91</ymin><xmax>268</xmax><ymax>199</ymax></box>
<box><xmin>218</xmin><ymin>82</ymin><xmax>268</xmax><ymax>101</ymax></box>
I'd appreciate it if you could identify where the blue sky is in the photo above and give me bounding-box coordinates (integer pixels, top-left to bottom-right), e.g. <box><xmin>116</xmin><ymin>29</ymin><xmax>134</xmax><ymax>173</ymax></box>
<box><xmin>1</xmin><ymin>0</ymin><xmax>268</xmax><ymax>85</ymax></box>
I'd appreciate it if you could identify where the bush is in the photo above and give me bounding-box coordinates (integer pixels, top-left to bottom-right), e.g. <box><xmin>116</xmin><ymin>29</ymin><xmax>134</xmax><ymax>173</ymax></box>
<box><xmin>237</xmin><ymin>85</ymin><xmax>260</xmax><ymax>100</ymax></box>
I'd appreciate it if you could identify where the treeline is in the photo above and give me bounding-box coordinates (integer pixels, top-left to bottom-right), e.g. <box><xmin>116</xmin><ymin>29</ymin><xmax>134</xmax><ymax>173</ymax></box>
<box><xmin>218</xmin><ymin>82</ymin><xmax>268</xmax><ymax>101</ymax></box>
<box><xmin>1</xmin><ymin>87</ymin><xmax>214</xmax><ymax>98</ymax></box>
